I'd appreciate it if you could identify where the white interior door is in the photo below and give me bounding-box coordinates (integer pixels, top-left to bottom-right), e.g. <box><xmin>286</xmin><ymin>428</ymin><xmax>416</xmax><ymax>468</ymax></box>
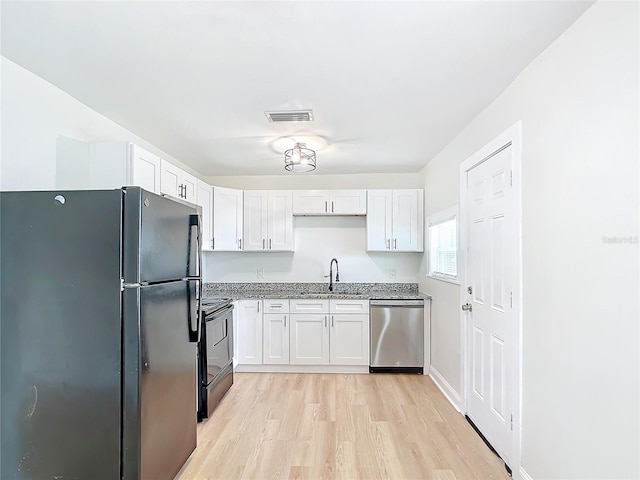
<box><xmin>462</xmin><ymin>126</ymin><xmax>521</xmax><ymax>471</ymax></box>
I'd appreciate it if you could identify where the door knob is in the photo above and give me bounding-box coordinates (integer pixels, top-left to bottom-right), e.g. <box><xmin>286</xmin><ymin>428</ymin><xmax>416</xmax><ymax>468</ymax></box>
<box><xmin>461</xmin><ymin>303</ymin><xmax>472</xmax><ymax>312</ymax></box>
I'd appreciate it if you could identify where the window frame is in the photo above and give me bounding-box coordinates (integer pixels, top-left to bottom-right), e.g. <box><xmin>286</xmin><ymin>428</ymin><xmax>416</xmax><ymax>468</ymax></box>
<box><xmin>426</xmin><ymin>205</ymin><xmax>460</xmax><ymax>285</ymax></box>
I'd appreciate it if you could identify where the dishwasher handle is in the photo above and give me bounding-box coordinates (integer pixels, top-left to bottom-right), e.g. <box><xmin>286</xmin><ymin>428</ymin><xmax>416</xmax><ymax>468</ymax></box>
<box><xmin>370</xmin><ymin>299</ymin><xmax>424</xmax><ymax>307</ymax></box>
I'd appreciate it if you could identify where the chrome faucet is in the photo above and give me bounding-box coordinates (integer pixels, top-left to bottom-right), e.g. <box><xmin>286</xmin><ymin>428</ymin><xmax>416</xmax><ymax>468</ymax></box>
<box><xmin>328</xmin><ymin>258</ymin><xmax>340</xmax><ymax>292</ymax></box>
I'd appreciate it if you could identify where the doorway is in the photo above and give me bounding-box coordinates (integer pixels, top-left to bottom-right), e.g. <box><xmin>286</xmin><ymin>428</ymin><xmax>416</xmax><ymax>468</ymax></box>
<box><xmin>459</xmin><ymin>121</ymin><xmax>522</xmax><ymax>473</ymax></box>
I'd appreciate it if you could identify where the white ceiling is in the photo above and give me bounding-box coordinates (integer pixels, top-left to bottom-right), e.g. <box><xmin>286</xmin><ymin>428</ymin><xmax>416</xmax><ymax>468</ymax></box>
<box><xmin>1</xmin><ymin>1</ymin><xmax>592</xmax><ymax>177</ymax></box>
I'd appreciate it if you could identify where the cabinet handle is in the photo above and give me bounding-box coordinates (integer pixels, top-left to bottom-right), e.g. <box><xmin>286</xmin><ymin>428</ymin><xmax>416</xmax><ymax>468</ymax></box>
<box><xmin>238</xmin><ymin>238</ymin><xmax>242</xmax><ymax>250</ymax></box>
<box><xmin>331</xmin><ymin>201</ymin><xmax>334</xmax><ymax>213</ymax></box>
<box><xmin>394</xmin><ymin>238</ymin><xmax>397</xmax><ymax>250</ymax></box>
<box><xmin>325</xmin><ymin>201</ymin><xmax>328</xmax><ymax>213</ymax></box>
<box><xmin>284</xmin><ymin>315</ymin><xmax>287</xmax><ymax>328</ymax></box>
<box><xmin>257</xmin><ymin>301</ymin><xmax>260</xmax><ymax>313</ymax></box>
<box><xmin>269</xmin><ymin>238</ymin><xmax>272</xmax><ymax>250</ymax></box>
<box><xmin>262</xmin><ymin>238</ymin><xmax>265</xmax><ymax>250</ymax></box>
<box><xmin>211</xmin><ymin>239</ymin><xmax>214</xmax><ymax>249</ymax></box>
<box><xmin>331</xmin><ymin>315</ymin><xmax>334</xmax><ymax>327</ymax></box>
<box><xmin>324</xmin><ymin>315</ymin><xmax>327</xmax><ymax>328</ymax></box>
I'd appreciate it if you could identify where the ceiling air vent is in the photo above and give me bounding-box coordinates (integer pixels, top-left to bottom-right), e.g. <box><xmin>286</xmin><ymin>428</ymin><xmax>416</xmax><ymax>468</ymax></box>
<box><xmin>265</xmin><ymin>109</ymin><xmax>314</xmax><ymax>123</ymax></box>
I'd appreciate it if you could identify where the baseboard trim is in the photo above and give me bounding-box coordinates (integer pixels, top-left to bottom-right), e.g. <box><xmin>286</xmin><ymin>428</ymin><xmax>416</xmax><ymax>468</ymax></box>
<box><xmin>429</xmin><ymin>366</ymin><xmax>462</xmax><ymax>412</ymax></box>
<box><xmin>235</xmin><ymin>364</ymin><xmax>370</xmax><ymax>374</ymax></box>
<box><xmin>517</xmin><ymin>467</ymin><xmax>533</xmax><ymax>480</ymax></box>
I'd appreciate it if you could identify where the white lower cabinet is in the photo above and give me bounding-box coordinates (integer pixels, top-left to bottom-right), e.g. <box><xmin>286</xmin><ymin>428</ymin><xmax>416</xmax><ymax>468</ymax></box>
<box><xmin>329</xmin><ymin>299</ymin><xmax>369</xmax><ymax>365</ymax></box>
<box><xmin>240</xmin><ymin>298</ymin><xmax>370</xmax><ymax>369</ymax></box>
<box><xmin>262</xmin><ymin>299</ymin><xmax>290</xmax><ymax>365</ymax></box>
<box><xmin>236</xmin><ymin>300</ymin><xmax>263</xmax><ymax>365</ymax></box>
<box><xmin>289</xmin><ymin>313</ymin><xmax>330</xmax><ymax>365</ymax></box>
<box><xmin>288</xmin><ymin>299</ymin><xmax>368</xmax><ymax>366</ymax></box>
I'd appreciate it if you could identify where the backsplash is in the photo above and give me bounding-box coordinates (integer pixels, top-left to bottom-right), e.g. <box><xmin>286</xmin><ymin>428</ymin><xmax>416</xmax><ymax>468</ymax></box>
<box><xmin>203</xmin><ymin>282</ymin><xmax>419</xmax><ymax>297</ymax></box>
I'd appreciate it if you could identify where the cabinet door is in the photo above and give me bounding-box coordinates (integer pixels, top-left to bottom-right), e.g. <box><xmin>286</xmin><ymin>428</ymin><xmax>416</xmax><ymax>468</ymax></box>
<box><xmin>236</xmin><ymin>300</ymin><xmax>262</xmax><ymax>365</ymax></box>
<box><xmin>289</xmin><ymin>313</ymin><xmax>330</xmax><ymax>365</ymax></box>
<box><xmin>213</xmin><ymin>187</ymin><xmax>243</xmax><ymax>251</ymax></box>
<box><xmin>196</xmin><ymin>180</ymin><xmax>213</xmax><ymax>251</ymax></box>
<box><xmin>366</xmin><ymin>190</ymin><xmax>393</xmax><ymax>251</ymax></box>
<box><xmin>243</xmin><ymin>191</ymin><xmax>268</xmax><ymax>251</ymax></box>
<box><xmin>181</xmin><ymin>171</ymin><xmax>198</xmax><ymax>204</ymax></box>
<box><xmin>130</xmin><ymin>145</ymin><xmax>161</xmax><ymax>194</ymax></box>
<box><xmin>292</xmin><ymin>190</ymin><xmax>330</xmax><ymax>215</ymax></box>
<box><xmin>263</xmin><ymin>314</ymin><xmax>289</xmax><ymax>364</ymax></box>
<box><xmin>268</xmin><ymin>190</ymin><xmax>293</xmax><ymax>251</ymax></box>
<box><xmin>330</xmin><ymin>314</ymin><xmax>370</xmax><ymax>365</ymax></box>
<box><xmin>331</xmin><ymin>190</ymin><xmax>367</xmax><ymax>215</ymax></box>
<box><xmin>160</xmin><ymin>160</ymin><xmax>182</xmax><ymax>198</ymax></box>
<box><xmin>392</xmin><ymin>189</ymin><xmax>424</xmax><ymax>252</ymax></box>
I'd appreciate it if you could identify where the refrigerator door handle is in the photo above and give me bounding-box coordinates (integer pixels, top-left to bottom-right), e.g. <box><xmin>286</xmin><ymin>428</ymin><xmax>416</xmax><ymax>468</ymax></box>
<box><xmin>187</xmin><ymin>213</ymin><xmax>201</xmax><ymax>278</ymax></box>
<box><xmin>187</xmin><ymin>279</ymin><xmax>202</xmax><ymax>343</ymax></box>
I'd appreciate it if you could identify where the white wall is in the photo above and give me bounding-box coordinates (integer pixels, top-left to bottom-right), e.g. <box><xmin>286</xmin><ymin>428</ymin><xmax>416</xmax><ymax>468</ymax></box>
<box><xmin>418</xmin><ymin>2</ymin><xmax>639</xmax><ymax>479</ymax></box>
<box><xmin>204</xmin><ymin>209</ymin><xmax>422</xmax><ymax>283</ymax></box>
<box><xmin>0</xmin><ymin>57</ymin><xmax>199</xmax><ymax>190</ymax></box>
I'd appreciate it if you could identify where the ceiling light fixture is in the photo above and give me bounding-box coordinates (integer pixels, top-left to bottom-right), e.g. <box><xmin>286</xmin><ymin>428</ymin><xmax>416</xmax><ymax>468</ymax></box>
<box><xmin>284</xmin><ymin>143</ymin><xmax>316</xmax><ymax>173</ymax></box>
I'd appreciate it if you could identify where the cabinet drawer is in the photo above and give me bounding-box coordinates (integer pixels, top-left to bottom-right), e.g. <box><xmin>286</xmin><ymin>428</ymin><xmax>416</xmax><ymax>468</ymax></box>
<box><xmin>290</xmin><ymin>299</ymin><xmax>329</xmax><ymax>313</ymax></box>
<box><xmin>330</xmin><ymin>299</ymin><xmax>369</xmax><ymax>314</ymax></box>
<box><xmin>263</xmin><ymin>299</ymin><xmax>290</xmax><ymax>314</ymax></box>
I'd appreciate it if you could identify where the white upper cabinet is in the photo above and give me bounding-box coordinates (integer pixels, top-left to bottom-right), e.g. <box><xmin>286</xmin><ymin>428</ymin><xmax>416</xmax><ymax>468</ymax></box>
<box><xmin>366</xmin><ymin>189</ymin><xmax>424</xmax><ymax>252</ymax></box>
<box><xmin>292</xmin><ymin>190</ymin><xmax>366</xmax><ymax>215</ymax></box>
<box><xmin>213</xmin><ymin>186</ymin><xmax>244</xmax><ymax>251</ymax></box>
<box><xmin>130</xmin><ymin>145</ymin><xmax>162</xmax><ymax>193</ymax></box>
<box><xmin>56</xmin><ymin>139</ymin><xmax>161</xmax><ymax>194</ymax></box>
<box><xmin>196</xmin><ymin>180</ymin><xmax>213</xmax><ymax>251</ymax></box>
<box><xmin>243</xmin><ymin>190</ymin><xmax>293</xmax><ymax>251</ymax></box>
<box><xmin>160</xmin><ymin>159</ymin><xmax>197</xmax><ymax>204</ymax></box>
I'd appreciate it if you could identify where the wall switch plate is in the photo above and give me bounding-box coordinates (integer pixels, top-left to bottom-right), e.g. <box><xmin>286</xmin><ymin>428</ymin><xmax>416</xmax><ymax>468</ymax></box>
<box><xmin>257</xmin><ymin>268</ymin><xmax>264</xmax><ymax>279</ymax></box>
<box><xmin>389</xmin><ymin>267</ymin><xmax>397</xmax><ymax>279</ymax></box>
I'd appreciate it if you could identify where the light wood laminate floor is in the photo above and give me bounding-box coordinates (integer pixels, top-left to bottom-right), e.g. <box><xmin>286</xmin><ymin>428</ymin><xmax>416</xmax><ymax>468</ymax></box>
<box><xmin>175</xmin><ymin>373</ymin><xmax>510</xmax><ymax>480</ymax></box>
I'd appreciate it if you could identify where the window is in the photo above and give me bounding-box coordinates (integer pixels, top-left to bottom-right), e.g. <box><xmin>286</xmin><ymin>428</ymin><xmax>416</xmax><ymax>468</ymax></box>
<box><xmin>426</xmin><ymin>206</ymin><xmax>459</xmax><ymax>284</ymax></box>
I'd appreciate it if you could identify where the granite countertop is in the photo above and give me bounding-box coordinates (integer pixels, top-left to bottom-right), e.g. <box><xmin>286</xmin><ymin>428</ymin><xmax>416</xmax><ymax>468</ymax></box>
<box><xmin>203</xmin><ymin>282</ymin><xmax>431</xmax><ymax>301</ymax></box>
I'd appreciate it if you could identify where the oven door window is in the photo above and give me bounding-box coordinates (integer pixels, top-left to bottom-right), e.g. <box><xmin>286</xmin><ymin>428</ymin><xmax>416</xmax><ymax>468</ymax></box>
<box><xmin>206</xmin><ymin>313</ymin><xmax>231</xmax><ymax>383</ymax></box>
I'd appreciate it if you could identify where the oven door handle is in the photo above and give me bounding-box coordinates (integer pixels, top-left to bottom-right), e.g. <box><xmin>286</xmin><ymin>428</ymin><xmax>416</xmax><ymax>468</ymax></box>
<box><xmin>205</xmin><ymin>304</ymin><xmax>234</xmax><ymax>320</ymax></box>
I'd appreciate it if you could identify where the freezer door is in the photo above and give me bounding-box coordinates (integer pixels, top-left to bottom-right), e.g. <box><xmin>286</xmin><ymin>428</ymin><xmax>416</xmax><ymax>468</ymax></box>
<box><xmin>123</xmin><ymin>187</ymin><xmax>201</xmax><ymax>283</ymax></box>
<box><xmin>0</xmin><ymin>190</ymin><xmax>123</xmax><ymax>480</ymax></box>
<box><xmin>122</xmin><ymin>280</ymin><xmax>198</xmax><ymax>480</ymax></box>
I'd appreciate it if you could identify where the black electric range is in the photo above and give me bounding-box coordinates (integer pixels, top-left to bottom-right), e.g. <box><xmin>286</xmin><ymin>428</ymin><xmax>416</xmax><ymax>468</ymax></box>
<box><xmin>197</xmin><ymin>298</ymin><xmax>234</xmax><ymax>421</ymax></box>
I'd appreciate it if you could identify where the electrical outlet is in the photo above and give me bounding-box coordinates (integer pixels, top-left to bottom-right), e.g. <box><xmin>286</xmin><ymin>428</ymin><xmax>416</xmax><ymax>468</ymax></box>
<box><xmin>389</xmin><ymin>267</ymin><xmax>397</xmax><ymax>279</ymax></box>
<box><xmin>257</xmin><ymin>268</ymin><xmax>264</xmax><ymax>279</ymax></box>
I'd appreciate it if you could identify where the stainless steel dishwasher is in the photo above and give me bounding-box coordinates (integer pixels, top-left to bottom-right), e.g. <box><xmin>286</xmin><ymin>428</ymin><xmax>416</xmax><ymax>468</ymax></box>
<box><xmin>370</xmin><ymin>299</ymin><xmax>424</xmax><ymax>374</ymax></box>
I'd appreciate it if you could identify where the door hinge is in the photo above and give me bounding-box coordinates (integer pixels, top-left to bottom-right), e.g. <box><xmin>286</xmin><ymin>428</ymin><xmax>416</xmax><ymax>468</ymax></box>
<box><xmin>120</xmin><ymin>278</ymin><xmax>124</xmax><ymax>292</ymax></box>
<box><xmin>510</xmin><ymin>414</ymin><xmax>513</xmax><ymax>431</ymax></box>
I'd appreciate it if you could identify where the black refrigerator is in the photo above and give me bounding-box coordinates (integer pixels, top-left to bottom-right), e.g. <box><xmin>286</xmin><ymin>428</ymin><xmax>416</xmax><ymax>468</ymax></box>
<box><xmin>0</xmin><ymin>187</ymin><xmax>202</xmax><ymax>480</ymax></box>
